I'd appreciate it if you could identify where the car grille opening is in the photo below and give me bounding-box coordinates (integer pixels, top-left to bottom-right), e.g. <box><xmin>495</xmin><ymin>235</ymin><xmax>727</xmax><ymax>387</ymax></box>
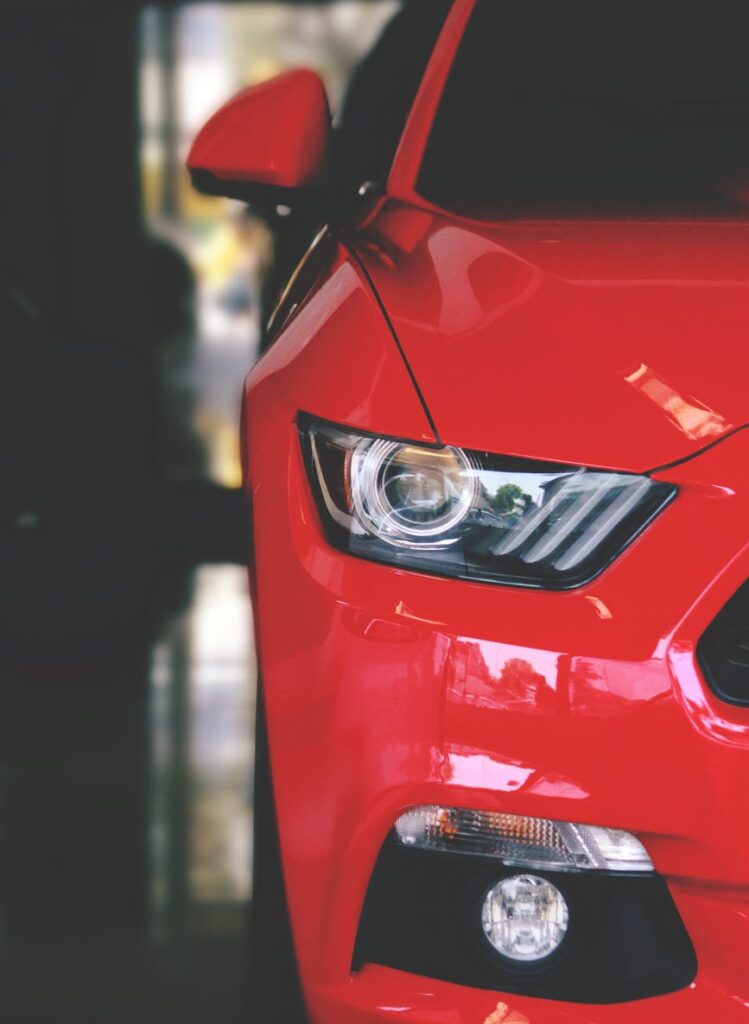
<box><xmin>697</xmin><ymin>579</ymin><xmax>749</xmax><ymax>706</ymax></box>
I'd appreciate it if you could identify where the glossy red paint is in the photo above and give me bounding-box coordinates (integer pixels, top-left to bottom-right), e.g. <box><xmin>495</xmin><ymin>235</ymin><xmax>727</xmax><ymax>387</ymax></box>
<box><xmin>186</xmin><ymin>69</ymin><xmax>330</xmax><ymax>189</ymax></box>
<box><xmin>229</xmin><ymin>3</ymin><xmax>749</xmax><ymax>1021</ymax></box>
<box><xmin>356</xmin><ymin>205</ymin><xmax>749</xmax><ymax>472</ymax></box>
<box><xmin>243</xmin><ymin>220</ymin><xmax>749</xmax><ymax>1020</ymax></box>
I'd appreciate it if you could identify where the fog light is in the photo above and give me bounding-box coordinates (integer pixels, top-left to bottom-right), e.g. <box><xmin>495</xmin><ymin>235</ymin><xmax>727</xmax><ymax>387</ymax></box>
<box><xmin>482</xmin><ymin>874</ymin><xmax>569</xmax><ymax>962</ymax></box>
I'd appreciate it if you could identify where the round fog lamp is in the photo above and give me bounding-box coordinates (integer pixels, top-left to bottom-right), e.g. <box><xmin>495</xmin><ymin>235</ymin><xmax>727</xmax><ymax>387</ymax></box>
<box><xmin>482</xmin><ymin>874</ymin><xmax>569</xmax><ymax>962</ymax></box>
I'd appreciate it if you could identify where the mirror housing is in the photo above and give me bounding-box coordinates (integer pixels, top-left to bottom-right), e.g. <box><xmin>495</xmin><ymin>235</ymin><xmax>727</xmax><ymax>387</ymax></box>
<box><xmin>187</xmin><ymin>69</ymin><xmax>331</xmax><ymax>203</ymax></box>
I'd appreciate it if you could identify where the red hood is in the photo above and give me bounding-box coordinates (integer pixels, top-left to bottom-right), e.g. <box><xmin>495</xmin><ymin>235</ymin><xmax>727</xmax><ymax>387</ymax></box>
<box><xmin>356</xmin><ymin>204</ymin><xmax>749</xmax><ymax>472</ymax></box>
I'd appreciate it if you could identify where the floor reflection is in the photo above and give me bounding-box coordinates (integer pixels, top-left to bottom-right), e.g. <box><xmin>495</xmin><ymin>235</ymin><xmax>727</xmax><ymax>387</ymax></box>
<box><xmin>151</xmin><ymin>565</ymin><xmax>255</xmax><ymax>938</ymax></box>
<box><xmin>0</xmin><ymin>564</ymin><xmax>256</xmax><ymax>1023</ymax></box>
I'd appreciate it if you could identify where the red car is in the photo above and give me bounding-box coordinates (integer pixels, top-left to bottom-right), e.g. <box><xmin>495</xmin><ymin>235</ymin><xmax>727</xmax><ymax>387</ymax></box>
<box><xmin>189</xmin><ymin>2</ymin><xmax>749</xmax><ymax>1021</ymax></box>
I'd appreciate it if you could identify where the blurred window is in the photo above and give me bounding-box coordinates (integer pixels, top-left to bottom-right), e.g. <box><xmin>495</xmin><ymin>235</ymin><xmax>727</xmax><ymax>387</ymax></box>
<box><xmin>140</xmin><ymin>3</ymin><xmax>400</xmax><ymax>921</ymax></box>
<box><xmin>139</xmin><ymin>3</ymin><xmax>399</xmax><ymax>487</ymax></box>
<box><xmin>419</xmin><ymin>0</ymin><xmax>749</xmax><ymax>220</ymax></box>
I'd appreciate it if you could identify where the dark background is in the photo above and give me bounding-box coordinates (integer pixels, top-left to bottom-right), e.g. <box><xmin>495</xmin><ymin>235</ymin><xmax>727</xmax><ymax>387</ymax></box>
<box><xmin>0</xmin><ymin>2</ymin><xmax>418</xmax><ymax>1020</ymax></box>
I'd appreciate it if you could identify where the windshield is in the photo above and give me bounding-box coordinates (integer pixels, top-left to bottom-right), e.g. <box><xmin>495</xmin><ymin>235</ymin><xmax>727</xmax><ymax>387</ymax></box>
<box><xmin>417</xmin><ymin>1</ymin><xmax>749</xmax><ymax>220</ymax></box>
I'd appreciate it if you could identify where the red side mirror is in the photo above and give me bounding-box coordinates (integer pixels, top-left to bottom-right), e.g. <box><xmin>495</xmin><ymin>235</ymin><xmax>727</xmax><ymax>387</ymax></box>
<box><xmin>187</xmin><ymin>69</ymin><xmax>331</xmax><ymax>198</ymax></box>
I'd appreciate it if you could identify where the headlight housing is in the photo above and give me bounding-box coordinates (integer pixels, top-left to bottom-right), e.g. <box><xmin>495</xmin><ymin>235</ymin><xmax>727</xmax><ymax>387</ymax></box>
<box><xmin>299</xmin><ymin>415</ymin><xmax>676</xmax><ymax>589</ymax></box>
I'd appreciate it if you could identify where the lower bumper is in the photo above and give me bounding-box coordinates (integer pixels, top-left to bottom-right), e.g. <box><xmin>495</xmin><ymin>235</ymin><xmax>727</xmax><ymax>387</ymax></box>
<box><xmin>312</xmin><ymin>965</ymin><xmax>747</xmax><ymax>1024</ymax></box>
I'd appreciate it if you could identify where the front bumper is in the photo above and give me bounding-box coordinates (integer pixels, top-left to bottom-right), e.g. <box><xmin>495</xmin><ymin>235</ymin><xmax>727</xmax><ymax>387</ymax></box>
<box><xmin>246</xmin><ymin>375</ymin><xmax>749</xmax><ymax>1021</ymax></box>
<box><xmin>312</xmin><ymin>962</ymin><xmax>749</xmax><ymax>1024</ymax></box>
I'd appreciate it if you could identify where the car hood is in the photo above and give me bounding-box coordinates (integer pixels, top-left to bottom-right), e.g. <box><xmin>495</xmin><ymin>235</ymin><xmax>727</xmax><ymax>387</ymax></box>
<box><xmin>356</xmin><ymin>204</ymin><xmax>749</xmax><ymax>472</ymax></box>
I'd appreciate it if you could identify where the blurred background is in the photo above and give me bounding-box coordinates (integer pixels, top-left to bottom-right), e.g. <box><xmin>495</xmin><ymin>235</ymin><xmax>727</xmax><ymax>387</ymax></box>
<box><xmin>0</xmin><ymin>2</ymin><xmax>421</xmax><ymax>1020</ymax></box>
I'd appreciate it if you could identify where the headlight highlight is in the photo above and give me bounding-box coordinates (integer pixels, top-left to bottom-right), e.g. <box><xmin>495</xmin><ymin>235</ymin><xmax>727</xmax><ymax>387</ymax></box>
<box><xmin>300</xmin><ymin>415</ymin><xmax>676</xmax><ymax>589</ymax></box>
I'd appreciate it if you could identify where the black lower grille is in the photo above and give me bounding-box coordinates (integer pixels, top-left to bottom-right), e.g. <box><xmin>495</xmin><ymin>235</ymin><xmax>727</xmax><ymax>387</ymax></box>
<box><xmin>354</xmin><ymin>843</ymin><xmax>696</xmax><ymax>1004</ymax></box>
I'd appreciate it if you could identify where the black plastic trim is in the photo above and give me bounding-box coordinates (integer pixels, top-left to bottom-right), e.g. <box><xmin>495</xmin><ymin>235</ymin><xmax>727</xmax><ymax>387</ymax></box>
<box><xmin>697</xmin><ymin>578</ymin><xmax>749</xmax><ymax>707</ymax></box>
<box><xmin>353</xmin><ymin>843</ymin><xmax>696</xmax><ymax>1005</ymax></box>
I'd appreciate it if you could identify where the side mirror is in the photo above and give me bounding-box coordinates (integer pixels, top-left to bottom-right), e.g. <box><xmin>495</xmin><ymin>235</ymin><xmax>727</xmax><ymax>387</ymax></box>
<box><xmin>187</xmin><ymin>69</ymin><xmax>331</xmax><ymax>203</ymax></box>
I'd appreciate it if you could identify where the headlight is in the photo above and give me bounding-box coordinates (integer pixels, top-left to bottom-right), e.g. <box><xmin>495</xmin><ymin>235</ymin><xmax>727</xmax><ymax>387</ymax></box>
<box><xmin>299</xmin><ymin>415</ymin><xmax>676</xmax><ymax>589</ymax></box>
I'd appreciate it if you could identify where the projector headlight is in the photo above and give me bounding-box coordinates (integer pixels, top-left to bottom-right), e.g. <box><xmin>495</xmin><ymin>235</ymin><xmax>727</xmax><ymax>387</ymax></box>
<box><xmin>299</xmin><ymin>415</ymin><xmax>675</xmax><ymax>588</ymax></box>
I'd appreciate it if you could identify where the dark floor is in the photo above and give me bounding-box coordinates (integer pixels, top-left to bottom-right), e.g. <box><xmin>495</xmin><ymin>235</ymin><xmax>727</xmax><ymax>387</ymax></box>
<box><xmin>0</xmin><ymin>925</ymin><xmax>248</xmax><ymax>1023</ymax></box>
<box><xmin>0</xmin><ymin>565</ymin><xmax>255</xmax><ymax>1024</ymax></box>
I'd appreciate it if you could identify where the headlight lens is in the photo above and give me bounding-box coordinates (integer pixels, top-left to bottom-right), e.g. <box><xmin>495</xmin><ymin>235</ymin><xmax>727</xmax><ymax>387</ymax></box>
<box><xmin>350</xmin><ymin>440</ymin><xmax>478</xmax><ymax>545</ymax></box>
<box><xmin>299</xmin><ymin>415</ymin><xmax>676</xmax><ymax>589</ymax></box>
